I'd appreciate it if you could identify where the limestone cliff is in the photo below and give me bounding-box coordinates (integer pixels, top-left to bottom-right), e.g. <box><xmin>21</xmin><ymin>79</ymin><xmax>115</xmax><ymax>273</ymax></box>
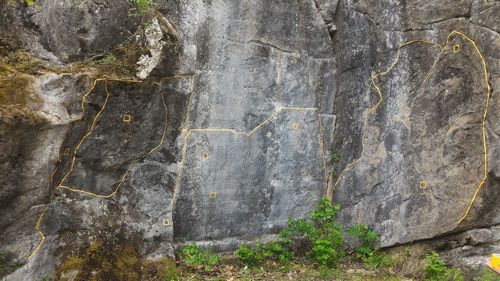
<box><xmin>0</xmin><ymin>0</ymin><xmax>498</xmax><ymax>280</ymax></box>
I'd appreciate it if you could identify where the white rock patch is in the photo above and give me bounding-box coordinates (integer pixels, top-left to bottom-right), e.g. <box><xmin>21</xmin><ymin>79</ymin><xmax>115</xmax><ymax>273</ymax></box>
<box><xmin>136</xmin><ymin>18</ymin><xmax>166</xmax><ymax>79</ymax></box>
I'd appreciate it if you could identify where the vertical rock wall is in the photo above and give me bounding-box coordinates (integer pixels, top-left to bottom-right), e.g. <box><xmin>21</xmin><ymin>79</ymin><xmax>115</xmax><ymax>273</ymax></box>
<box><xmin>329</xmin><ymin>0</ymin><xmax>500</xmax><ymax>246</ymax></box>
<box><xmin>0</xmin><ymin>0</ymin><xmax>499</xmax><ymax>279</ymax></box>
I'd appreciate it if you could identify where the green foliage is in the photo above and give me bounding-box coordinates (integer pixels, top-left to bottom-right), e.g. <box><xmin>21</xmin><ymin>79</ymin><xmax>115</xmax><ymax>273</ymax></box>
<box><xmin>237</xmin><ymin>198</ymin><xmax>344</xmax><ymax>268</ymax></box>
<box><xmin>235</xmin><ymin>245</ymin><xmax>262</xmax><ymax>267</ymax></box>
<box><xmin>128</xmin><ymin>0</ymin><xmax>153</xmax><ymax>15</ymax></box>
<box><xmin>93</xmin><ymin>54</ymin><xmax>116</xmax><ymax>65</ymax></box>
<box><xmin>330</xmin><ymin>149</ymin><xmax>341</xmax><ymax>178</ymax></box>
<box><xmin>310</xmin><ymin>237</ymin><xmax>344</xmax><ymax>267</ymax></box>
<box><xmin>279</xmin><ymin>197</ymin><xmax>345</xmax><ymax>267</ymax></box>
<box><xmin>235</xmin><ymin>242</ymin><xmax>293</xmax><ymax>267</ymax></box>
<box><xmin>330</xmin><ymin>150</ymin><xmax>340</xmax><ymax>164</ymax></box>
<box><xmin>311</xmin><ymin>198</ymin><xmax>341</xmax><ymax>230</ymax></box>
<box><xmin>424</xmin><ymin>251</ymin><xmax>464</xmax><ymax>281</ymax></box>
<box><xmin>347</xmin><ymin>224</ymin><xmax>390</xmax><ymax>269</ymax></box>
<box><xmin>259</xmin><ymin>242</ymin><xmax>293</xmax><ymax>264</ymax></box>
<box><xmin>181</xmin><ymin>244</ymin><xmax>221</xmax><ymax>272</ymax></box>
<box><xmin>473</xmin><ymin>269</ymin><xmax>500</xmax><ymax>281</ymax></box>
<box><xmin>308</xmin><ymin>200</ymin><xmax>345</xmax><ymax>267</ymax></box>
<box><xmin>347</xmin><ymin>224</ymin><xmax>380</xmax><ymax>245</ymax></box>
<box><xmin>278</xmin><ymin>218</ymin><xmax>318</xmax><ymax>240</ymax></box>
<box><xmin>41</xmin><ymin>276</ymin><xmax>53</xmax><ymax>281</ymax></box>
<box><xmin>363</xmin><ymin>251</ymin><xmax>392</xmax><ymax>269</ymax></box>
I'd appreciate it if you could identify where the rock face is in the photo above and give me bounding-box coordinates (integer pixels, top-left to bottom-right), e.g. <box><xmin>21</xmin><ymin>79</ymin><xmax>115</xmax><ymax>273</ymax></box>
<box><xmin>167</xmin><ymin>0</ymin><xmax>334</xmax><ymax>243</ymax></box>
<box><xmin>329</xmin><ymin>0</ymin><xmax>500</xmax><ymax>247</ymax></box>
<box><xmin>0</xmin><ymin>0</ymin><xmax>499</xmax><ymax>279</ymax></box>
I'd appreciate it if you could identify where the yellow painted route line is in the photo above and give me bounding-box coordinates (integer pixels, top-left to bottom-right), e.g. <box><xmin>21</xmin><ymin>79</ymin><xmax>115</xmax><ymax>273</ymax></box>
<box><xmin>169</xmin><ymin>106</ymin><xmax>328</xmax><ymax>211</ymax></box>
<box><xmin>28</xmin><ymin>77</ymin><xmax>171</xmax><ymax>260</ymax></box>
<box><xmin>56</xmin><ymin>79</ymin><xmax>111</xmax><ymax>190</ymax></box>
<box><xmin>329</xmin><ymin>31</ymin><xmax>491</xmax><ymax>230</ymax></box>
<box><xmin>448</xmin><ymin>31</ymin><xmax>491</xmax><ymax>228</ymax></box>
<box><xmin>58</xmin><ymin>87</ymin><xmax>169</xmax><ymax>198</ymax></box>
<box><xmin>330</xmin><ymin>40</ymin><xmax>441</xmax><ymax>196</ymax></box>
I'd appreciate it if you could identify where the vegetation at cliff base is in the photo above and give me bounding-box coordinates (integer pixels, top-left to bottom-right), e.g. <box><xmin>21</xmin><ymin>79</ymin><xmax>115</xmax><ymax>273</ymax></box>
<box><xmin>50</xmin><ymin>199</ymin><xmax>492</xmax><ymax>281</ymax></box>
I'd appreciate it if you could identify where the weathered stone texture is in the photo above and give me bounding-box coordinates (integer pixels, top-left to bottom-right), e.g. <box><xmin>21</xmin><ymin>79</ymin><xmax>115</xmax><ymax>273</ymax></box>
<box><xmin>330</xmin><ymin>0</ymin><xmax>500</xmax><ymax>247</ymax></box>
<box><xmin>0</xmin><ymin>0</ymin><xmax>499</xmax><ymax>279</ymax></box>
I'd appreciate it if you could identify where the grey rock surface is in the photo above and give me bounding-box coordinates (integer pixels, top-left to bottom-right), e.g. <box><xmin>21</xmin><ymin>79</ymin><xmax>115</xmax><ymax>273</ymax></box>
<box><xmin>0</xmin><ymin>0</ymin><xmax>138</xmax><ymax>63</ymax></box>
<box><xmin>0</xmin><ymin>0</ymin><xmax>499</xmax><ymax>279</ymax></box>
<box><xmin>330</xmin><ymin>0</ymin><xmax>500</xmax><ymax>247</ymax></box>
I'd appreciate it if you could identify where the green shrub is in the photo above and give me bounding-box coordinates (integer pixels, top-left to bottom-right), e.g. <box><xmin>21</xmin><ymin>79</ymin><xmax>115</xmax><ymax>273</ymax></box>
<box><xmin>128</xmin><ymin>0</ymin><xmax>153</xmax><ymax>15</ymax></box>
<box><xmin>278</xmin><ymin>197</ymin><xmax>345</xmax><ymax>267</ymax></box>
<box><xmin>310</xmin><ymin>237</ymin><xmax>343</xmax><ymax>267</ymax></box>
<box><xmin>347</xmin><ymin>224</ymin><xmax>391</xmax><ymax>269</ymax></box>
<box><xmin>279</xmin><ymin>218</ymin><xmax>318</xmax><ymax>240</ymax></box>
<box><xmin>235</xmin><ymin>242</ymin><xmax>293</xmax><ymax>267</ymax></box>
<box><xmin>424</xmin><ymin>251</ymin><xmax>463</xmax><ymax>281</ymax></box>
<box><xmin>181</xmin><ymin>244</ymin><xmax>220</xmax><ymax>272</ymax></box>
<box><xmin>259</xmin><ymin>242</ymin><xmax>293</xmax><ymax>264</ymax></box>
<box><xmin>311</xmin><ymin>198</ymin><xmax>341</xmax><ymax>231</ymax></box>
<box><xmin>235</xmin><ymin>245</ymin><xmax>262</xmax><ymax>267</ymax></box>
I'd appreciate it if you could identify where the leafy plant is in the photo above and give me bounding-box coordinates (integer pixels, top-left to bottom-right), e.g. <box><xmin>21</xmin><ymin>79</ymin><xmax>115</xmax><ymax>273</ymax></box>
<box><xmin>278</xmin><ymin>197</ymin><xmax>345</xmax><ymax>267</ymax></box>
<box><xmin>330</xmin><ymin>150</ymin><xmax>340</xmax><ymax>164</ymax></box>
<box><xmin>347</xmin><ymin>224</ymin><xmax>390</xmax><ymax>269</ymax></box>
<box><xmin>424</xmin><ymin>251</ymin><xmax>463</xmax><ymax>281</ymax></box>
<box><xmin>311</xmin><ymin>198</ymin><xmax>341</xmax><ymax>230</ymax></box>
<box><xmin>181</xmin><ymin>244</ymin><xmax>220</xmax><ymax>272</ymax></box>
<box><xmin>235</xmin><ymin>245</ymin><xmax>262</xmax><ymax>267</ymax></box>
<box><xmin>93</xmin><ymin>54</ymin><xmax>116</xmax><ymax>65</ymax></box>
<box><xmin>310</xmin><ymin>237</ymin><xmax>343</xmax><ymax>266</ymax></box>
<box><xmin>330</xmin><ymin>149</ymin><xmax>341</xmax><ymax>179</ymax></box>
<box><xmin>128</xmin><ymin>0</ymin><xmax>153</xmax><ymax>15</ymax></box>
<box><xmin>235</xmin><ymin>242</ymin><xmax>293</xmax><ymax>267</ymax></box>
<box><xmin>259</xmin><ymin>242</ymin><xmax>293</xmax><ymax>264</ymax></box>
<box><xmin>279</xmin><ymin>218</ymin><xmax>318</xmax><ymax>240</ymax></box>
<box><xmin>42</xmin><ymin>276</ymin><xmax>53</xmax><ymax>281</ymax></box>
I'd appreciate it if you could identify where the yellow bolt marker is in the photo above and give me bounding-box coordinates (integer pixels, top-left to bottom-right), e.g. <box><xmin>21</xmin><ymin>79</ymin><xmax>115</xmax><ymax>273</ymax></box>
<box><xmin>453</xmin><ymin>44</ymin><xmax>460</xmax><ymax>53</ymax></box>
<box><xmin>292</xmin><ymin>122</ymin><xmax>299</xmax><ymax>130</ymax></box>
<box><xmin>63</xmin><ymin>148</ymin><xmax>70</xmax><ymax>156</ymax></box>
<box><xmin>202</xmin><ymin>152</ymin><xmax>209</xmax><ymax>160</ymax></box>
<box><xmin>210</xmin><ymin>192</ymin><xmax>217</xmax><ymax>199</ymax></box>
<box><xmin>122</xmin><ymin>114</ymin><xmax>132</xmax><ymax>123</ymax></box>
<box><xmin>419</xmin><ymin>181</ymin><xmax>427</xmax><ymax>189</ymax></box>
<box><xmin>163</xmin><ymin>219</ymin><xmax>170</xmax><ymax>226</ymax></box>
<box><xmin>301</xmin><ymin>168</ymin><xmax>308</xmax><ymax>176</ymax></box>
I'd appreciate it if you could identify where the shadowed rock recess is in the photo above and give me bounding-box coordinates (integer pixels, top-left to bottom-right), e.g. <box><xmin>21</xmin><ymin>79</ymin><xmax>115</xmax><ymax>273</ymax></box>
<box><xmin>0</xmin><ymin>0</ymin><xmax>498</xmax><ymax>279</ymax></box>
